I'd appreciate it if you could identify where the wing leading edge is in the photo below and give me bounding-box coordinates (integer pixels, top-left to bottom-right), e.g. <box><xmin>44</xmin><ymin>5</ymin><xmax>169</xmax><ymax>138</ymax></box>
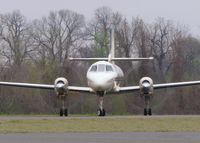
<box><xmin>0</xmin><ymin>81</ymin><xmax>54</xmax><ymax>89</ymax></box>
<box><xmin>0</xmin><ymin>81</ymin><xmax>93</xmax><ymax>93</ymax></box>
<box><xmin>1</xmin><ymin>80</ymin><xmax>200</xmax><ymax>94</ymax></box>
<box><xmin>68</xmin><ymin>86</ymin><xmax>93</xmax><ymax>93</ymax></box>
<box><xmin>153</xmin><ymin>81</ymin><xmax>200</xmax><ymax>89</ymax></box>
<box><xmin>116</xmin><ymin>80</ymin><xmax>200</xmax><ymax>93</ymax></box>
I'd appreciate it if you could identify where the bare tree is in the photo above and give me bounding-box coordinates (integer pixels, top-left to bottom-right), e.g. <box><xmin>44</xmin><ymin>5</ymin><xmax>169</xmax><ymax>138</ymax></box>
<box><xmin>32</xmin><ymin>10</ymin><xmax>85</xmax><ymax>68</ymax></box>
<box><xmin>148</xmin><ymin>18</ymin><xmax>174</xmax><ymax>82</ymax></box>
<box><xmin>115</xmin><ymin>18</ymin><xmax>134</xmax><ymax>57</ymax></box>
<box><xmin>0</xmin><ymin>11</ymin><xmax>42</xmax><ymax>114</ymax></box>
<box><xmin>132</xmin><ymin>18</ymin><xmax>153</xmax><ymax>77</ymax></box>
<box><xmin>85</xmin><ymin>7</ymin><xmax>113</xmax><ymax>57</ymax></box>
<box><xmin>0</xmin><ymin>10</ymin><xmax>34</xmax><ymax>68</ymax></box>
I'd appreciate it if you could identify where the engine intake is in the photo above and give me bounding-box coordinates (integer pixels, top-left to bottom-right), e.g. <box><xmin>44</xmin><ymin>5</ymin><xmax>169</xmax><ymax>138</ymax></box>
<box><xmin>54</xmin><ymin>77</ymin><xmax>68</xmax><ymax>96</ymax></box>
<box><xmin>139</xmin><ymin>77</ymin><xmax>154</xmax><ymax>96</ymax></box>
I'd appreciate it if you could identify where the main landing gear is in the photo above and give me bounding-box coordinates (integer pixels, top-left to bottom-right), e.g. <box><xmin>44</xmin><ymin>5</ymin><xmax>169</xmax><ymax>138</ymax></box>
<box><xmin>97</xmin><ymin>108</ymin><xmax>106</xmax><ymax>116</ymax></box>
<box><xmin>59</xmin><ymin>96</ymin><xmax>68</xmax><ymax>116</ymax></box>
<box><xmin>144</xmin><ymin>108</ymin><xmax>152</xmax><ymax>116</ymax></box>
<box><xmin>97</xmin><ymin>91</ymin><xmax>106</xmax><ymax>116</ymax></box>
<box><xmin>144</xmin><ymin>96</ymin><xmax>152</xmax><ymax>116</ymax></box>
<box><xmin>60</xmin><ymin>108</ymin><xmax>68</xmax><ymax>116</ymax></box>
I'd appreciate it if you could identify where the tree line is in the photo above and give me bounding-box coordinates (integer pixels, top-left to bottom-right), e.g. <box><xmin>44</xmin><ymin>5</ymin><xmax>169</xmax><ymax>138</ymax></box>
<box><xmin>0</xmin><ymin>7</ymin><xmax>200</xmax><ymax>115</ymax></box>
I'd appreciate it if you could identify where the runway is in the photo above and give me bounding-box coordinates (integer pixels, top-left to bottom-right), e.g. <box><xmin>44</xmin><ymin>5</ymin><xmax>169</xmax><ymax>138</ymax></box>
<box><xmin>0</xmin><ymin>132</ymin><xmax>200</xmax><ymax>143</ymax></box>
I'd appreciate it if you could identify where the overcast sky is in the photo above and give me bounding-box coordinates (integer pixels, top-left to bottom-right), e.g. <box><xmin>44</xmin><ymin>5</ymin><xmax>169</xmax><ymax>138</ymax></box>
<box><xmin>0</xmin><ymin>0</ymin><xmax>199</xmax><ymax>36</ymax></box>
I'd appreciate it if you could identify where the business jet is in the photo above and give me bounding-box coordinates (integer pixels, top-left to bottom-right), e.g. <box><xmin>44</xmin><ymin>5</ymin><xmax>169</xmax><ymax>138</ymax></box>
<box><xmin>0</xmin><ymin>28</ymin><xmax>200</xmax><ymax>116</ymax></box>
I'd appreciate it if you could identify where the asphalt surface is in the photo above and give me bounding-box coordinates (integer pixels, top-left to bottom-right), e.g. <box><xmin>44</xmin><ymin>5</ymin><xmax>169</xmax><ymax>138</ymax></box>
<box><xmin>0</xmin><ymin>132</ymin><xmax>200</xmax><ymax>143</ymax></box>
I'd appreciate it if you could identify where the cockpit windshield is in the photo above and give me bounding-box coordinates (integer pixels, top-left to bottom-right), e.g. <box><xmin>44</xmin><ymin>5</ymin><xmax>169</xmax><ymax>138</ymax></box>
<box><xmin>106</xmin><ymin>65</ymin><xmax>113</xmax><ymax>72</ymax></box>
<box><xmin>98</xmin><ymin>64</ymin><xmax>105</xmax><ymax>72</ymax></box>
<box><xmin>90</xmin><ymin>65</ymin><xmax>97</xmax><ymax>72</ymax></box>
<box><xmin>90</xmin><ymin>64</ymin><xmax>113</xmax><ymax>72</ymax></box>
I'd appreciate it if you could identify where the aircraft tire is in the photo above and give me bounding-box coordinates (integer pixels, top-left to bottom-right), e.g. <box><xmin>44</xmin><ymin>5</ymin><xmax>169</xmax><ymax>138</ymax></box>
<box><xmin>97</xmin><ymin>109</ymin><xmax>105</xmax><ymax>116</ymax></box>
<box><xmin>64</xmin><ymin>108</ymin><xmax>68</xmax><ymax>116</ymax></box>
<box><xmin>144</xmin><ymin>108</ymin><xmax>147</xmax><ymax>116</ymax></box>
<box><xmin>60</xmin><ymin>108</ymin><xmax>64</xmax><ymax>116</ymax></box>
<box><xmin>102</xmin><ymin>109</ymin><xmax>106</xmax><ymax>116</ymax></box>
<box><xmin>148</xmin><ymin>108</ymin><xmax>152</xmax><ymax>116</ymax></box>
<box><xmin>97</xmin><ymin>109</ymin><xmax>101</xmax><ymax>116</ymax></box>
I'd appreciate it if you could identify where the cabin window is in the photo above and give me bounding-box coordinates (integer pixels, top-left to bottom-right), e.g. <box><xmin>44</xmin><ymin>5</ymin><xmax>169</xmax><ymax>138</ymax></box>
<box><xmin>98</xmin><ymin>64</ymin><xmax>105</xmax><ymax>72</ymax></box>
<box><xmin>106</xmin><ymin>65</ymin><xmax>113</xmax><ymax>72</ymax></box>
<box><xmin>90</xmin><ymin>65</ymin><xmax>97</xmax><ymax>72</ymax></box>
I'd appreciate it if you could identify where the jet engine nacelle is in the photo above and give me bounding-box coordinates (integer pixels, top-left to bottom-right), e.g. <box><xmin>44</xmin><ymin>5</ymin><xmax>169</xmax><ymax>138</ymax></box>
<box><xmin>54</xmin><ymin>77</ymin><xmax>68</xmax><ymax>96</ymax></box>
<box><xmin>139</xmin><ymin>77</ymin><xmax>154</xmax><ymax>96</ymax></box>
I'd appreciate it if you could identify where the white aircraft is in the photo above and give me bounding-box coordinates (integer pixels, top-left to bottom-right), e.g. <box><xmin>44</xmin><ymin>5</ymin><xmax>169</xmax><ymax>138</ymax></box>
<box><xmin>0</xmin><ymin>28</ymin><xmax>200</xmax><ymax>116</ymax></box>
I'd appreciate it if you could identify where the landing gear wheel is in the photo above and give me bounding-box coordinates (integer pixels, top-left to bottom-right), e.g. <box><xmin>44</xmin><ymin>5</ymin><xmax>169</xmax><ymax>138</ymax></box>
<box><xmin>144</xmin><ymin>108</ymin><xmax>152</xmax><ymax>116</ymax></box>
<box><xmin>64</xmin><ymin>108</ymin><xmax>68</xmax><ymax>116</ymax></box>
<box><xmin>148</xmin><ymin>108</ymin><xmax>152</xmax><ymax>116</ymax></box>
<box><xmin>102</xmin><ymin>109</ymin><xmax>106</xmax><ymax>116</ymax></box>
<box><xmin>144</xmin><ymin>108</ymin><xmax>147</xmax><ymax>116</ymax></box>
<box><xmin>97</xmin><ymin>109</ymin><xmax>101</xmax><ymax>116</ymax></box>
<box><xmin>97</xmin><ymin>109</ymin><xmax>106</xmax><ymax>116</ymax></box>
<box><xmin>60</xmin><ymin>108</ymin><xmax>64</xmax><ymax>116</ymax></box>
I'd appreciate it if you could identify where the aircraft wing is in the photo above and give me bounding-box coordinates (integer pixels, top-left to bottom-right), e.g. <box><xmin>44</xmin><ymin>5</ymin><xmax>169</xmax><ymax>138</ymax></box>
<box><xmin>0</xmin><ymin>81</ymin><xmax>55</xmax><ymax>89</ymax></box>
<box><xmin>0</xmin><ymin>81</ymin><xmax>93</xmax><ymax>93</ymax></box>
<box><xmin>116</xmin><ymin>81</ymin><xmax>200</xmax><ymax>93</ymax></box>
<box><xmin>1</xmin><ymin>80</ymin><xmax>200</xmax><ymax>94</ymax></box>
<box><xmin>153</xmin><ymin>81</ymin><xmax>200</xmax><ymax>89</ymax></box>
<box><xmin>116</xmin><ymin>86</ymin><xmax>140</xmax><ymax>93</ymax></box>
<box><xmin>68</xmin><ymin>86</ymin><xmax>93</xmax><ymax>93</ymax></box>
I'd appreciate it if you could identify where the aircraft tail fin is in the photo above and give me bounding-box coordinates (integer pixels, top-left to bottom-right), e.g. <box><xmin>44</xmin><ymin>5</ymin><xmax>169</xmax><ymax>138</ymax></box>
<box><xmin>69</xmin><ymin>27</ymin><xmax>154</xmax><ymax>62</ymax></box>
<box><xmin>109</xmin><ymin>27</ymin><xmax>115</xmax><ymax>63</ymax></box>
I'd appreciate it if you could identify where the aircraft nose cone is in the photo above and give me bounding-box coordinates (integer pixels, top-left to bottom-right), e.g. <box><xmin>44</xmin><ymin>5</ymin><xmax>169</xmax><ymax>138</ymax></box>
<box><xmin>87</xmin><ymin>73</ymin><xmax>115</xmax><ymax>91</ymax></box>
<box><xmin>90</xmin><ymin>78</ymin><xmax>114</xmax><ymax>91</ymax></box>
<box><xmin>95</xmin><ymin>80</ymin><xmax>106</xmax><ymax>89</ymax></box>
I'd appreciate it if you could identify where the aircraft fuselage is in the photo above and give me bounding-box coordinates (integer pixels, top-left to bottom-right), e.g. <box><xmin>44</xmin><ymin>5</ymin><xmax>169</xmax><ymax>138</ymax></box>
<box><xmin>87</xmin><ymin>61</ymin><xmax>124</xmax><ymax>93</ymax></box>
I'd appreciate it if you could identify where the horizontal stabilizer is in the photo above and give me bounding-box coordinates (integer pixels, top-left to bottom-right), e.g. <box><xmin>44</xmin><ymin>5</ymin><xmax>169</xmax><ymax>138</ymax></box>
<box><xmin>69</xmin><ymin>57</ymin><xmax>154</xmax><ymax>61</ymax></box>
<box><xmin>111</xmin><ymin>57</ymin><xmax>154</xmax><ymax>61</ymax></box>
<box><xmin>69</xmin><ymin>58</ymin><xmax>109</xmax><ymax>61</ymax></box>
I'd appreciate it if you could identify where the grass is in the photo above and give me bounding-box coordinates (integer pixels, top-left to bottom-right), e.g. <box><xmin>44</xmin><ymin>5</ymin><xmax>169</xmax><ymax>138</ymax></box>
<box><xmin>1</xmin><ymin>116</ymin><xmax>200</xmax><ymax>133</ymax></box>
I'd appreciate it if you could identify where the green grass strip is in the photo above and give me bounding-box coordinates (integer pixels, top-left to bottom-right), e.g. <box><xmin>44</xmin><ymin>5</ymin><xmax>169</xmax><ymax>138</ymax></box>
<box><xmin>1</xmin><ymin>116</ymin><xmax>200</xmax><ymax>133</ymax></box>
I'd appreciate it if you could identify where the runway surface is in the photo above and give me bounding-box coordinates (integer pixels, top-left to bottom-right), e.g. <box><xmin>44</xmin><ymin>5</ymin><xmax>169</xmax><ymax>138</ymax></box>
<box><xmin>0</xmin><ymin>132</ymin><xmax>200</xmax><ymax>143</ymax></box>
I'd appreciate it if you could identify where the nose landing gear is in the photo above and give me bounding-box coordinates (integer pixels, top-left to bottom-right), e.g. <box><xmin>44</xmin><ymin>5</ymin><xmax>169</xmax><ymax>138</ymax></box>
<box><xmin>97</xmin><ymin>108</ymin><xmax>106</xmax><ymax>116</ymax></box>
<box><xmin>97</xmin><ymin>91</ymin><xmax>106</xmax><ymax>116</ymax></box>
